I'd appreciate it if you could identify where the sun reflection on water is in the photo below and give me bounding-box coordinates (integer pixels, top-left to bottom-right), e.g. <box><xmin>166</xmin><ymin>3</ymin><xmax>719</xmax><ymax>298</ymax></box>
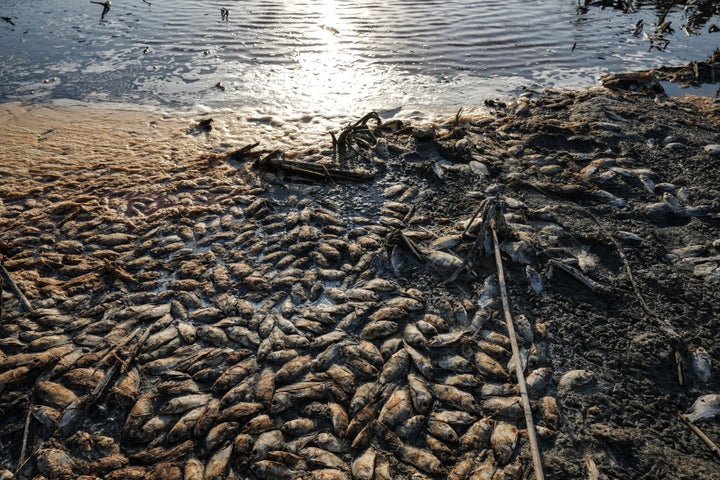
<box><xmin>283</xmin><ymin>0</ymin><xmax>382</xmax><ymax>119</ymax></box>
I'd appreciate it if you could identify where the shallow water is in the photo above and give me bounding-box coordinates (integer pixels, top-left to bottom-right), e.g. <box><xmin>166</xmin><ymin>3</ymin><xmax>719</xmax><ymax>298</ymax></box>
<box><xmin>1</xmin><ymin>0</ymin><xmax>718</xmax><ymax>145</ymax></box>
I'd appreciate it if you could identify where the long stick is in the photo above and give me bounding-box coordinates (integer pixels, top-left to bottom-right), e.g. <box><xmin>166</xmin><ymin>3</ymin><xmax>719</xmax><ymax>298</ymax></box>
<box><xmin>0</xmin><ymin>262</ymin><xmax>31</xmax><ymax>312</ymax></box>
<box><xmin>679</xmin><ymin>413</ymin><xmax>720</xmax><ymax>460</ymax></box>
<box><xmin>492</xmin><ymin>227</ymin><xmax>545</xmax><ymax>480</ymax></box>
<box><xmin>17</xmin><ymin>401</ymin><xmax>33</xmax><ymax>471</ymax></box>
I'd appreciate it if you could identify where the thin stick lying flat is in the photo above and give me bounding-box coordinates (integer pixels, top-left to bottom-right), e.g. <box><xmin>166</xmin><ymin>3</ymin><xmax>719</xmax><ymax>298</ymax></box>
<box><xmin>492</xmin><ymin>226</ymin><xmax>545</xmax><ymax>480</ymax></box>
<box><xmin>0</xmin><ymin>262</ymin><xmax>31</xmax><ymax>312</ymax></box>
<box><xmin>17</xmin><ymin>401</ymin><xmax>33</xmax><ymax>471</ymax></box>
<box><xmin>679</xmin><ymin>413</ymin><xmax>720</xmax><ymax>460</ymax></box>
<box><xmin>548</xmin><ymin>259</ymin><xmax>603</xmax><ymax>293</ymax></box>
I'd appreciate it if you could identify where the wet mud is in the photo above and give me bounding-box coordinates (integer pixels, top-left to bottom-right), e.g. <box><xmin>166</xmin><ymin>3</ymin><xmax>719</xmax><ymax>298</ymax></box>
<box><xmin>0</xmin><ymin>86</ymin><xmax>719</xmax><ymax>480</ymax></box>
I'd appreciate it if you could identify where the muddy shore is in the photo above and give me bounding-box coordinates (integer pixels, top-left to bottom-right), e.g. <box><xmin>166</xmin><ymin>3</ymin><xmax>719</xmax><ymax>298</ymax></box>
<box><xmin>0</xmin><ymin>84</ymin><xmax>719</xmax><ymax>480</ymax></box>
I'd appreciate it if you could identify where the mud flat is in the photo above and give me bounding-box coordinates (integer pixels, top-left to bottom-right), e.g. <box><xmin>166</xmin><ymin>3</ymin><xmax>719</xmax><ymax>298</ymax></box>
<box><xmin>0</xmin><ymin>84</ymin><xmax>719</xmax><ymax>480</ymax></box>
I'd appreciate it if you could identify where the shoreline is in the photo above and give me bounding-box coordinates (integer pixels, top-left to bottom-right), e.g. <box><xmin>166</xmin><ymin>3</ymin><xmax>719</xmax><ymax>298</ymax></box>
<box><xmin>1</xmin><ymin>84</ymin><xmax>719</xmax><ymax>479</ymax></box>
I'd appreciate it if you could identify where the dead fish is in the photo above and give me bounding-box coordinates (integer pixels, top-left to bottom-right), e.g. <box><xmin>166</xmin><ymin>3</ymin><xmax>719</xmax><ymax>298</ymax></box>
<box><xmin>378</xmin><ymin>386</ymin><xmax>413</xmax><ymax>427</ymax></box>
<box><xmin>692</xmin><ymin>347</ymin><xmax>712</xmax><ymax>385</ymax></box>
<box><xmin>525</xmin><ymin>367</ymin><xmax>553</xmax><ymax>395</ymax></box>
<box><xmin>0</xmin><ymin>366</ymin><xmax>32</xmax><ymax>389</ymax></box>
<box><xmin>433</xmin><ymin>384</ymin><xmax>481</xmax><ymax>414</ymax></box>
<box><xmin>480</xmin><ymin>383</ymin><xmax>518</xmax><ymax>397</ymax></box>
<box><xmin>430</xmin><ymin>234</ymin><xmax>463</xmax><ymax>250</ymax></box>
<box><xmin>395</xmin><ymin>415</ymin><xmax>426</xmax><ymax>440</ymax></box>
<box><xmin>426</xmin><ymin>250</ymin><xmax>465</xmax><ymax>273</ymax></box>
<box><xmin>205</xmin><ymin>421</ymin><xmax>239</xmax><ymax>451</ymax></box>
<box><xmin>326</xmin><ymin>402</ymin><xmax>349</xmax><ymax>437</ymax></box>
<box><xmin>427</xmin><ymin>418</ymin><xmax>458</xmax><ymax>443</ymax></box>
<box><xmin>540</xmin><ymin>396</ymin><xmax>559</xmax><ymax>430</ymax></box>
<box><xmin>184</xmin><ymin>458</ymin><xmax>205</xmax><ymax>480</ymax></box>
<box><xmin>160</xmin><ymin>393</ymin><xmax>212</xmax><ymax>415</ymax></box>
<box><xmin>404</xmin><ymin>342</ymin><xmax>434</xmax><ymax>380</ymax></box>
<box><xmin>558</xmin><ymin>369</ymin><xmax>594</xmax><ymax>390</ymax></box>
<box><xmin>447</xmin><ymin>452</ymin><xmax>477</xmax><ymax>480</ymax></box>
<box><xmin>685</xmin><ymin>393</ymin><xmax>720</xmax><ymax>422</ymax></box>
<box><xmin>475</xmin><ymin>350</ymin><xmax>509</xmax><ymax>380</ymax></box>
<box><xmin>434</xmin><ymin>354</ymin><xmax>475</xmax><ymax>373</ymax></box>
<box><xmin>299</xmin><ymin>446</ymin><xmax>349</xmax><ymax>471</ymax></box>
<box><xmin>378</xmin><ymin>349</ymin><xmax>410</xmax><ymax>385</ymax></box>
<box><xmin>36</xmin><ymin>381</ymin><xmax>78</xmax><ymax>409</ymax></box>
<box><xmin>445</xmin><ymin>373</ymin><xmax>483</xmax><ymax>388</ymax></box>
<box><xmin>252</xmin><ymin>460</ymin><xmax>297</xmax><ymax>480</ymax></box>
<box><xmin>167</xmin><ymin>406</ymin><xmax>206</xmax><ymax>443</ymax></box>
<box><xmin>482</xmin><ymin>397</ymin><xmax>524</xmax><ymax>419</ymax></box>
<box><xmin>32</xmin><ymin>405</ymin><xmax>61</xmax><ymax>429</ymax></box>
<box><xmin>326</xmin><ymin>364</ymin><xmax>356</xmax><ymax>394</ymax></box>
<box><xmin>351</xmin><ymin>447</ymin><xmax>376</xmax><ymax>480</ymax></box>
<box><xmin>361</xmin><ymin>278</ymin><xmax>399</xmax><ymax>292</ymax></box>
<box><xmin>360</xmin><ymin>321</ymin><xmax>399</xmax><ymax>340</ymax></box>
<box><xmin>407</xmin><ymin>373</ymin><xmax>433</xmax><ymax>414</ymax></box>
<box><xmin>431</xmin><ymin>410</ymin><xmax>477</xmax><ymax>425</ymax></box>
<box><xmin>283</xmin><ymin>417</ymin><xmax>323</xmax><ymax>436</ymax></box>
<box><xmin>212</xmin><ymin>357</ymin><xmax>258</xmax><ymax>392</ymax></box>
<box><xmin>251</xmin><ymin>429</ymin><xmax>285</xmax><ymax>461</ymax></box>
<box><xmin>491</xmin><ymin>421</ymin><xmax>518</xmax><ymax>465</ymax></box>
<box><xmin>36</xmin><ymin>446</ymin><xmax>77</xmax><ymax>479</ymax></box>
<box><xmin>459</xmin><ymin>417</ymin><xmax>494</xmax><ymax>451</ymax></box>
<box><xmin>377</xmin><ymin>423</ymin><xmax>444</xmax><ymax>475</ymax></box>
<box><xmin>349</xmin><ymin>382</ymin><xmax>380</xmax><ymax>416</ymax></box>
<box><xmin>492</xmin><ymin>459</ymin><xmax>523</xmax><ymax>480</ymax></box>
<box><xmin>275</xmin><ymin>355</ymin><xmax>312</xmax><ymax>385</ymax></box>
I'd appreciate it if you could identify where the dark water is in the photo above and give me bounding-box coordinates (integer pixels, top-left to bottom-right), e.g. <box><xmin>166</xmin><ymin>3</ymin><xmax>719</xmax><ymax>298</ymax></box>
<box><xmin>1</xmin><ymin>1</ymin><xmax>718</xmax><ymax>140</ymax></box>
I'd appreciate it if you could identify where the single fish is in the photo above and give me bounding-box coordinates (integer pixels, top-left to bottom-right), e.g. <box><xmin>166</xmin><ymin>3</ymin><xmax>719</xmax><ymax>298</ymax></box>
<box><xmin>685</xmin><ymin>393</ymin><xmax>720</xmax><ymax>423</ymax></box>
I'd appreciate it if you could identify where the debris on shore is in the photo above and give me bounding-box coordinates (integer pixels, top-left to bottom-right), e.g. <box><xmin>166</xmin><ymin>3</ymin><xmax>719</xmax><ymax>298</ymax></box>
<box><xmin>0</xmin><ymin>83</ymin><xmax>719</xmax><ymax>479</ymax></box>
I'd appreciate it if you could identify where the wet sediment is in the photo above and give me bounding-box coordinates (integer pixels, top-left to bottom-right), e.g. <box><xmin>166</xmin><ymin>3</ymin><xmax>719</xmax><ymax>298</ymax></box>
<box><xmin>0</xmin><ymin>87</ymin><xmax>719</xmax><ymax>480</ymax></box>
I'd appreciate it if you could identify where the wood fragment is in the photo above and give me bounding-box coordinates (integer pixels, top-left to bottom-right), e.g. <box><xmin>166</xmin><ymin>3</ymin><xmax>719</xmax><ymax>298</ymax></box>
<box><xmin>491</xmin><ymin>226</ymin><xmax>545</xmax><ymax>480</ymax></box>
<box><xmin>679</xmin><ymin>413</ymin><xmax>720</xmax><ymax>460</ymax></box>
<box><xmin>675</xmin><ymin>350</ymin><xmax>685</xmax><ymax>387</ymax></box>
<box><xmin>549</xmin><ymin>259</ymin><xmax>603</xmax><ymax>293</ymax></box>
<box><xmin>0</xmin><ymin>262</ymin><xmax>32</xmax><ymax>312</ymax></box>
<box><xmin>17</xmin><ymin>401</ymin><xmax>33</xmax><ymax>471</ymax></box>
<box><xmin>254</xmin><ymin>150</ymin><xmax>373</xmax><ymax>182</ymax></box>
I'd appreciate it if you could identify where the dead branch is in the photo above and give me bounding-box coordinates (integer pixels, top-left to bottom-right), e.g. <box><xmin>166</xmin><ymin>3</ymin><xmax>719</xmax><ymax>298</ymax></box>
<box><xmin>491</xmin><ymin>225</ymin><xmax>545</xmax><ymax>480</ymax></box>
<box><xmin>0</xmin><ymin>261</ymin><xmax>32</xmax><ymax>312</ymax></box>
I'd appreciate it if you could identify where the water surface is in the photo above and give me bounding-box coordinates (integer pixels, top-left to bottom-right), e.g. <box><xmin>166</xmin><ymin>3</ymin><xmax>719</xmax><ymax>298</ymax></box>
<box><xmin>1</xmin><ymin>1</ymin><xmax>718</xmax><ymax>144</ymax></box>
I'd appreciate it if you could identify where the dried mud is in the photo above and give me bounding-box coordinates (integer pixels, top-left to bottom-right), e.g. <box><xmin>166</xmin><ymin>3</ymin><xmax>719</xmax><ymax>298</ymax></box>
<box><xmin>0</xmin><ymin>87</ymin><xmax>719</xmax><ymax>480</ymax></box>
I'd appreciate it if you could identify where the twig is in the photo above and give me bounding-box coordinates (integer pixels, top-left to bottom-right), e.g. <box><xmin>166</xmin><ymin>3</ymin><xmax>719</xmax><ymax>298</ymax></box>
<box><xmin>548</xmin><ymin>259</ymin><xmax>603</xmax><ymax>293</ymax></box>
<box><xmin>491</xmin><ymin>226</ymin><xmax>545</xmax><ymax>480</ymax></box>
<box><xmin>56</xmin><ymin>326</ymin><xmax>149</xmax><ymax>438</ymax></box>
<box><xmin>678</xmin><ymin>413</ymin><xmax>720</xmax><ymax>460</ymax></box>
<box><xmin>0</xmin><ymin>262</ymin><xmax>32</xmax><ymax>312</ymax></box>
<box><xmin>0</xmin><ymin>278</ymin><xmax>5</xmax><ymax>322</ymax></box>
<box><xmin>17</xmin><ymin>401</ymin><xmax>33</xmax><ymax>471</ymax></box>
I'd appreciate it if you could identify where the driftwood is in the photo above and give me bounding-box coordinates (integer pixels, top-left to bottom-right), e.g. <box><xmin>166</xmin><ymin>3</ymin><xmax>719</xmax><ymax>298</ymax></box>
<box><xmin>679</xmin><ymin>413</ymin><xmax>720</xmax><ymax>460</ymax></box>
<box><xmin>491</xmin><ymin>225</ymin><xmax>546</xmax><ymax>480</ymax></box>
<box><xmin>254</xmin><ymin>150</ymin><xmax>374</xmax><ymax>182</ymax></box>
<box><xmin>548</xmin><ymin>259</ymin><xmax>604</xmax><ymax>293</ymax></box>
<box><xmin>0</xmin><ymin>261</ymin><xmax>32</xmax><ymax>312</ymax></box>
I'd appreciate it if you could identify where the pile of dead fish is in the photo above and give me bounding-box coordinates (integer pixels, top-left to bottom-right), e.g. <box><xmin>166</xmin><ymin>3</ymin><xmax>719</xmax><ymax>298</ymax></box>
<box><xmin>0</xmin><ymin>90</ymin><xmax>717</xmax><ymax>479</ymax></box>
<box><xmin>0</xmin><ymin>137</ymin><xmax>587</xmax><ymax>480</ymax></box>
